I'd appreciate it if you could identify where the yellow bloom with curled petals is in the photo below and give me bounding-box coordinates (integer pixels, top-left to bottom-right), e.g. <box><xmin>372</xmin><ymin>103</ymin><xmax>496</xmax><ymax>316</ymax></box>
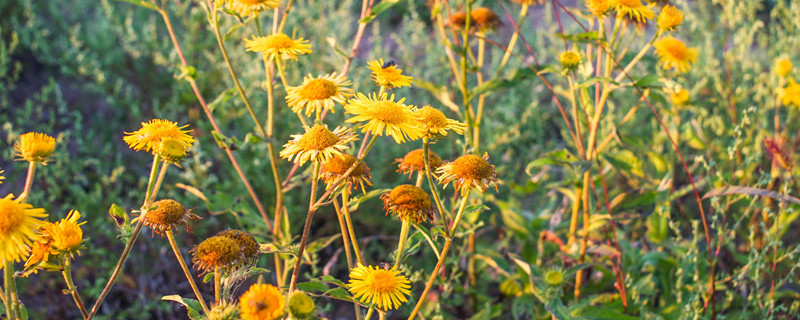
<box><xmin>345</xmin><ymin>93</ymin><xmax>423</xmax><ymax>143</ymax></box>
<box><xmin>286</xmin><ymin>73</ymin><xmax>353</xmax><ymax>117</ymax></box>
<box><xmin>15</xmin><ymin>132</ymin><xmax>56</xmax><ymax>163</ymax></box>
<box><xmin>415</xmin><ymin>106</ymin><xmax>466</xmax><ymax>139</ymax></box>
<box><xmin>657</xmin><ymin>5</ymin><xmax>683</xmax><ymax>32</ymax></box>
<box><xmin>44</xmin><ymin>210</ymin><xmax>85</xmax><ymax>256</ymax></box>
<box><xmin>653</xmin><ymin>37</ymin><xmax>697</xmax><ymax>73</ymax></box>
<box><xmin>280</xmin><ymin>124</ymin><xmax>358</xmax><ymax>165</ymax></box>
<box><xmin>348</xmin><ymin>264</ymin><xmax>411</xmax><ymax>310</ymax></box>
<box><xmin>0</xmin><ymin>194</ymin><xmax>47</xmax><ymax>265</ymax></box>
<box><xmin>367</xmin><ymin>59</ymin><xmax>413</xmax><ymax>89</ymax></box>
<box><xmin>613</xmin><ymin>0</ymin><xmax>655</xmax><ymax>22</ymax></box>
<box><xmin>246</xmin><ymin>33</ymin><xmax>312</xmax><ymax>61</ymax></box>
<box><xmin>437</xmin><ymin>153</ymin><xmax>500</xmax><ymax>195</ymax></box>
<box><xmin>123</xmin><ymin>119</ymin><xmax>195</xmax><ymax>154</ymax></box>
<box><xmin>671</xmin><ymin>88</ymin><xmax>689</xmax><ymax>105</ymax></box>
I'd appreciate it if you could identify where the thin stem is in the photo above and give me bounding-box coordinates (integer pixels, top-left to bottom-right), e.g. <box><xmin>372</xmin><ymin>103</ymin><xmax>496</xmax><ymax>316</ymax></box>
<box><xmin>214</xmin><ymin>268</ymin><xmax>221</xmax><ymax>305</ymax></box>
<box><xmin>4</xmin><ymin>261</ymin><xmax>17</xmax><ymax>320</ymax></box>
<box><xmin>423</xmin><ymin>138</ymin><xmax>449</xmax><ymax>228</ymax></box>
<box><xmin>342</xmin><ymin>188</ymin><xmax>364</xmax><ymax>265</ymax></box>
<box><xmin>574</xmin><ymin>171</ymin><xmax>592</xmax><ymax>298</ymax></box>
<box><xmin>274</xmin><ymin>56</ymin><xmax>291</xmax><ymax>92</ymax></box>
<box><xmin>472</xmin><ymin>34</ymin><xmax>486</xmax><ymax>151</ymax></box>
<box><xmin>407</xmin><ymin>239</ymin><xmax>451</xmax><ymax>320</ymax></box>
<box><xmin>166</xmin><ymin>230</ymin><xmax>210</xmax><ymax>314</ymax></box>
<box><xmin>287</xmin><ymin>161</ymin><xmax>322</xmax><ymax>295</ymax></box>
<box><xmin>148</xmin><ymin>161</ymin><xmax>170</xmax><ymax>204</ymax></box>
<box><xmin>448</xmin><ymin>187</ymin><xmax>473</xmax><ymax>237</ymax></box>
<box><xmin>395</xmin><ymin>220</ymin><xmax>411</xmax><ymax>266</ymax></box>
<box><xmin>62</xmin><ymin>257</ymin><xmax>89</xmax><ymax>319</ymax></box>
<box><xmin>364</xmin><ymin>304</ymin><xmax>376</xmax><ymax>320</ymax></box>
<box><xmin>276</xmin><ymin>0</ymin><xmax>294</xmax><ymax>33</ymax></box>
<box><xmin>494</xmin><ymin>4</ymin><xmax>528</xmax><ymax>78</ymax></box>
<box><xmin>19</xmin><ymin>162</ymin><xmax>37</xmax><ymax>202</ymax></box>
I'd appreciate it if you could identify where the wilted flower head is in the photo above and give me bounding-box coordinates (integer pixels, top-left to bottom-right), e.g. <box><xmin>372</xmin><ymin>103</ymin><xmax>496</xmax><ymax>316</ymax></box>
<box><xmin>447</xmin><ymin>12</ymin><xmax>468</xmax><ymax>29</ymax></box>
<box><xmin>367</xmin><ymin>59</ymin><xmax>413</xmax><ymax>89</ymax></box>
<box><xmin>286</xmin><ymin>73</ymin><xmax>353</xmax><ymax>117</ymax></box>
<box><xmin>415</xmin><ymin>106</ymin><xmax>466</xmax><ymax>139</ymax></box>
<box><xmin>192</xmin><ymin>235</ymin><xmax>243</xmax><ymax>273</ymax></box>
<box><xmin>653</xmin><ymin>37</ymin><xmax>697</xmax><ymax>73</ymax></box>
<box><xmin>657</xmin><ymin>5</ymin><xmax>683</xmax><ymax>32</ymax></box>
<box><xmin>345</xmin><ymin>93</ymin><xmax>424</xmax><ymax>143</ymax></box>
<box><xmin>141</xmin><ymin>199</ymin><xmax>200</xmax><ymax>237</ymax></box>
<box><xmin>246</xmin><ymin>33</ymin><xmax>312</xmax><ymax>61</ymax></box>
<box><xmin>381</xmin><ymin>185</ymin><xmax>436</xmax><ymax>224</ymax></box>
<box><xmin>15</xmin><ymin>132</ymin><xmax>56</xmax><ymax>163</ymax></box>
<box><xmin>216</xmin><ymin>229</ymin><xmax>260</xmax><ymax>265</ymax></box>
<box><xmin>348</xmin><ymin>264</ymin><xmax>411</xmax><ymax>310</ymax></box>
<box><xmin>280</xmin><ymin>124</ymin><xmax>357</xmax><ymax>165</ymax></box>
<box><xmin>239</xmin><ymin>283</ymin><xmax>285</xmax><ymax>320</ymax></box>
<box><xmin>470</xmin><ymin>7</ymin><xmax>501</xmax><ymax>32</ymax></box>
<box><xmin>395</xmin><ymin>148</ymin><xmax>443</xmax><ymax>177</ymax></box>
<box><xmin>612</xmin><ymin>0</ymin><xmax>655</xmax><ymax>22</ymax></box>
<box><xmin>437</xmin><ymin>153</ymin><xmax>500</xmax><ymax>195</ymax></box>
<box><xmin>320</xmin><ymin>154</ymin><xmax>373</xmax><ymax>193</ymax></box>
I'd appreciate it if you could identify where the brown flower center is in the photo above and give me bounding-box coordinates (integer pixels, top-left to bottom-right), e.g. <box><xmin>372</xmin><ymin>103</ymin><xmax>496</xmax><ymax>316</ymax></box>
<box><xmin>450</xmin><ymin>155</ymin><xmax>493</xmax><ymax>180</ymax></box>
<box><xmin>297</xmin><ymin>125</ymin><xmax>340</xmax><ymax>151</ymax></box>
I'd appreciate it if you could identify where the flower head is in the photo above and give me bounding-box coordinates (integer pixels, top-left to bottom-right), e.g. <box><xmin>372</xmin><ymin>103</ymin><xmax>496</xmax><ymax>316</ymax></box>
<box><xmin>205</xmin><ymin>301</ymin><xmax>240</xmax><ymax>320</ymax></box>
<box><xmin>239</xmin><ymin>283</ymin><xmax>285</xmax><ymax>320</ymax></box>
<box><xmin>544</xmin><ymin>268</ymin><xmax>565</xmax><ymax>286</ymax></box>
<box><xmin>415</xmin><ymin>106</ymin><xmax>466</xmax><ymax>139</ymax></box>
<box><xmin>470</xmin><ymin>7</ymin><xmax>501</xmax><ymax>32</ymax></box>
<box><xmin>381</xmin><ymin>185</ymin><xmax>436</xmax><ymax>224</ymax></box>
<box><xmin>671</xmin><ymin>88</ymin><xmax>689</xmax><ymax>105</ymax></box>
<box><xmin>657</xmin><ymin>5</ymin><xmax>683</xmax><ymax>32</ymax></box>
<box><xmin>320</xmin><ymin>154</ymin><xmax>373</xmax><ymax>193</ymax></box>
<box><xmin>142</xmin><ymin>199</ymin><xmax>200</xmax><ymax>237</ymax></box>
<box><xmin>192</xmin><ymin>235</ymin><xmax>243</xmax><ymax>273</ymax></box>
<box><xmin>395</xmin><ymin>148</ymin><xmax>443</xmax><ymax>177</ymax></box>
<box><xmin>447</xmin><ymin>12</ymin><xmax>468</xmax><ymax>29</ymax></box>
<box><xmin>348</xmin><ymin>264</ymin><xmax>411</xmax><ymax>310</ymax></box>
<box><xmin>560</xmin><ymin>51</ymin><xmax>582</xmax><ymax>71</ymax></box>
<box><xmin>778</xmin><ymin>78</ymin><xmax>800</xmax><ymax>108</ymax></box>
<box><xmin>15</xmin><ymin>132</ymin><xmax>56</xmax><ymax>163</ymax></box>
<box><xmin>246</xmin><ymin>33</ymin><xmax>312</xmax><ymax>61</ymax></box>
<box><xmin>288</xmin><ymin>291</ymin><xmax>315</xmax><ymax>318</ymax></box>
<box><xmin>286</xmin><ymin>73</ymin><xmax>353</xmax><ymax>117</ymax></box>
<box><xmin>367</xmin><ymin>59</ymin><xmax>413</xmax><ymax>89</ymax></box>
<box><xmin>653</xmin><ymin>37</ymin><xmax>697</xmax><ymax>73</ymax></box>
<box><xmin>280</xmin><ymin>124</ymin><xmax>357</xmax><ymax>165</ymax></box>
<box><xmin>216</xmin><ymin>229</ymin><xmax>260</xmax><ymax>265</ymax></box>
<box><xmin>123</xmin><ymin>119</ymin><xmax>195</xmax><ymax>156</ymax></box>
<box><xmin>437</xmin><ymin>153</ymin><xmax>500</xmax><ymax>195</ymax></box>
<box><xmin>24</xmin><ymin>241</ymin><xmax>51</xmax><ymax>272</ymax></box>
<box><xmin>226</xmin><ymin>0</ymin><xmax>279</xmax><ymax>17</ymax></box>
<box><xmin>43</xmin><ymin>210</ymin><xmax>85</xmax><ymax>256</ymax></box>
<box><xmin>613</xmin><ymin>0</ymin><xmax>654</xmax><ymax>22</ymax></box>
<box><xmin>345</xmin><ymin>93</ymin><xmax>423</xmax><ymax>143</ymax></box>
<box><xmin>586</xmin><ymin>0</ymin><xmax>612</xmax><ymax>17</ymax></box>
<box><xmin>776</xmin><ymin>58</ymin><xmax>793</xmax><ymax>78</ymax></box>
<box><xmin>0</xmin><ymin>194</ymin><xmax>47</xmax><ymax>264</ymax></box>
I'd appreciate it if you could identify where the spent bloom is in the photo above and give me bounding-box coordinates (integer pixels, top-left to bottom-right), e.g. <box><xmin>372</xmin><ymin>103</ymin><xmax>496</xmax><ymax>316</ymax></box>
<box><xmin>216</xmin><ymin>229</ymin><xmax>260</xmax><ymax>266</ymax></box>
<box><xmin>653</xmin><ymin>37</ymin><xmax>697</xmax><ymax>73</ymax></box>
<box><xmin>226</xmin><ymin>0</ymin><xmax>279</xmax><ymax>17</ymax></box>
<box><xmin>612</xmin><ymin>0</ymin><xmax>655</xmax><ymax>22</ymax></box>
<box><xmin>657</xmin><ymin>5</ymin><xmax>683</xmax><ymax>32</ymax></box>
<box><xmin>470</xmin><ymin>7</ymin><xmax>501</xmax><ymax>32</ymax></box>
<box><xmin>280</xmin><ymin>124</ymin><xmax>357</xmax><ymax>165</ymax></box>
<box><xmin>395</xmin><ymin>148</ymin><xmax>444</xmax><ymax>177</ymax></box>
<box><xmin>192</xmin><ymin>235</ymin><xmax>243</xmax><ymax>273</ymax></box>
<box><xmin>348</xmin><ymin>264</ymin><xmax>411</xmax><ymax>310</ymax></box>
<box><xmin>437</xmin><ymin>153</ymin><xmax>500</xmax><ymax>195</ymax></box>
<box><xmin>140</xmin><ymin>199</ymin><xmax>200</xmax><ymax>237</ymax></box>
<box><xmin>367</xmin><ymin>59</ymin><xmax>413</xmax><ymax>89</ymax></box>
<box><xmin>246</xmin><ymin>33</ymin><xmax>312</xmax><ymax>61</ymax></box>
<box><xmin>320</xmin><ymin>154</ymin><xmax>373</xmax><ymax>193</ymax></box>
<box><xmin>239</xmin><ymin>283</ymin><xmax>285</xmax><ymax>320</ymax></box>
<box><xmin>415</xmin><ymin>106</ymin><xmax>466</xmax><ymax>139</ymax></box>
<box><xmin>775</xmin><ymin>58</ymin><xmax>792</xmax><ymax>78</ymax></box>
<box><xmin>345</xmin><ymin>93</ymin><xmax>424</xmax><ymax>143</ymax></box>
<box><xmin>15</xmin><ymin>132</ymin><xmax>56</xmax><ymax>163</ymax></box>
<box><xmin>286</xmin><ymin>73</ymin><xmax>353</xmax><ymax>117</ymax></box>
<box><xmin>0</xmin><ymin>194</ymin><xmax>47</xmax><ymax>264</ymax></box>
<box><xmin>381</xmin><ymin>184</ymin><xmax>437</xmax><ymax>224</ymax></box>
<box><xmin>123</xmin><ymin>119</ymin><xmax>195</xmax><ymax>156</ymax></box>
<box><xmin>778</xmin><ymin>78</ymin><xmax>800</xmax><ymax>108</ymax></box>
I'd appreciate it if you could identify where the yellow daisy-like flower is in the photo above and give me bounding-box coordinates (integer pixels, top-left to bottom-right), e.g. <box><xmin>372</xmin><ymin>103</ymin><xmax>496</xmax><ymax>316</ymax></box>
<box><xmin>245</xmin><ymin>33</ymin><xmax>312</xmax><ymax>61</ymax></box>
<box><xmin>192</xmin><ymin>235</ymin><xmax>244</xmax><ymax>273</ymax></box>
<box><xmin>345</xmin><ymin>93</ymin><xmax>423</xmax><ymax>143</ymax></box>
<box><xmin>239</xmin><ymin>283</ymin><xmax>285</xmax><ymax>320</ymax></box>
<box><xmin>613</xmin><ymin>0</ymin><xmax>655</xmax><ymax>22</ymax></box>
<box><xmin>226</xmin><ymin>0</ymin><xmax>279</xmax><ymax>17</ymax></box>
<box><xmin>348</xmin><ymin>264</ymin><xmax>411</xmax><ymax>310</ymax></box>
<box><xmin>437</xmin><ymin>153</ymin><xmax>500</xmax><ymax>195</ymax></box>
<box><xmin>23</xmin><ymin>241</ymin><xmax>51</xmax><ymax>271</ymax></box>
<box><xmin>415</xmin><ymin>106</ymin><xmax>466</xmax><ymax>139</ymax></box>
<box><xmin>653</xmin><ymin>37</ymin><xmax>697</xmax><ymax>73</ymax></box>
<box><xmin>15</xmin><ymin>132</ymin><xmax>56</xmax><ymax>163</ymax></box>
<box><xmin>657</xmin><ymin>5</ymin><xmax>683</xmax><ymax>32</ymax></box>
<box><xmin>470</xmin><ymin>7</ymin><xmax>501</xmax><ymax>32</ymax></box>
<box><xmin>279</xmin><ymin>124</ymin><xmax>358</xmax><ymax>165</ymax></box>
<box><xmin>560</xmin><ymin>51</ymin><xmax>582</xmax><ymax>71</ymax></box>
<box><xmin>0</xmin><ymin>194</ymin><xmax>48</xmax><ymax>264</ymax></box>
<box><xmin>586</xmin><ymin>0</ymin><xmax>612</xmax><ymax>17</ymax></box>
<box><xmin>286</xmin><ymin>73</ymin><xmax>353</xmax><ymax>117</ymax></box>
<box><xmin>775</xmin><ymin>58</ymin><xmax>792</xmax><ymax>78</ymax></box>
<box><xmin>123</xmin><ymin>119</ymin><xmax>195</xmax><ymax>154</ymax></box>
<box><xmin>778</xmin><ymin>78</ymin><xmax>800</xmax><ymax>108</ymax></box>
<box><xmin>671</xmin><ymin>88</ymin><xmax>689</xmax><ymax>105</ymax></box>
<box><xmin>43</xmin><ymin>209</ymin><xmax>85</xmax><ymax>257</ymax></box>
<box><xmin>395</xmin><ymin>148</ymin><xmax>444</xmax><ymax>177</ymax></box>
<box><xmin>320</xmin><ymin>154</ymin><xmax>373</xmax><ymax>193</ymax></box>
<box><xmin>381</xmin><ymin>184</ymin><xmax>436</xmax><ymax>224</ymax></box>
<box><xmin>141</xmin><ymin>199</ymin><xmax>200</xmax><ymax>237</ymax></box>
<box><xmin>367</xmin><ymin>59</ymin><xmax>413</xmax><ymax>89</ymax></box>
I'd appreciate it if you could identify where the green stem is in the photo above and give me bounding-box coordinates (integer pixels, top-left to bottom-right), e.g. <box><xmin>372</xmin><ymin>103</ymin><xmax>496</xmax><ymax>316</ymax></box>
<box><xmin>148</xmin><ymin>161</ymin><xmax>170</xmax><ymax>204</ymax></box>
<box><xmin>166</xmin><ymin>230</ymin><xmax>210</xmax><ymax>314</ymax></box>
<box><xmin>287</xmin><ymin>161</ymin><xmax>322</xmax><ymax>295</ymax></box>
<box><xmin>214</xmin><ymin>267</ymin><xmax>221</xmax><ymax>305</ymax></box>
<box><xmin>448</xmin><ymin>186</ymin><xmax>472</xmax><ymax>237</ymax></box>
<box><xmin>18</xmin><ymin>162</ymin><xmax>37</xmax><ymax>202</ymax></box>
<box><xmin>395</xmin><ymin>220</ymin><xmax>411</xmax><ymax>266</ymax></box>
<box><xmin>62</xmin><ymin>258</ymin><xmax>89</xmax><ymax>319</ymax></box>
<box><xmin>423</xmin><ymin>138</ymin><xmax>449</xmax><ymax>228</ymax></box>
<box><xmin>274</xmin><ymin>56</ymin><xmax>291</xmax><ymax>91</ymax></box>
<box><xmin>342</xmin><ymin>188</ymin><xmax>364</xmax><ymax>265</ymax></box>
<box><xmin>364</xmin><ymin>304</ymin><xmax>376</xmax><ymax>320</ymax></box>
<box><xmin>4</xmin><ymin>261</ymin><xmax>17</xmax><ymax>320</ymax></box>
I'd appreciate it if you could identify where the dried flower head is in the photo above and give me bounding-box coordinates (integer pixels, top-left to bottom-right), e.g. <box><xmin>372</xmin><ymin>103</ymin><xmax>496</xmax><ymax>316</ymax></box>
<box><xmin>586</xmin><ymin>0</ymin><xmax>612</xmax><ymax>17</ymax></box>
<box><xmin>437</xmin><ymin>153</ymin><xmax>500</xmax><ymax>195</ymax></box>
<box><xmin>280</xmin><ymin>124</ymin><xmax>357</xmax><ymax>165</ymax></box>
<box><xmin>15</xmin><ymin>132</ymin><xmax>56</xmax><ymax>163</ymax></box>
<box><xmin>395</xmin><ymin>148</ymin><xmax>443</xmax><ymax>177</ymax></box>
<box><xmin>0</xmin><ymin>194</ymin><xmax>47</xmax><ymax>264</ymax></box>
<box><xmin>320</xmin><ymin>154</ymin><xmax>373</xmax><ymax>192</ymax></box>
<box><xmin>192</xmin><ymin>235</ymin><xmax>243</xmax><ymax>273</ymax></box>
<box><xmin>613</xmin><ymin>0</ymin><xmax>655</xmax><ymax>22</ymax></box>
<box><xmin>286</xmin><ymin>73</ymin><xmax>353</xmax><ymax>117</ymax></box>
<box><xmin>560</xmin><ymin>51</ymin><xmax>582</xmax><ymax>71</ymax></box>
<box><xmin>367</xmin><ymin>59</ymin><xmax>413</xmax><ymax>89</ymax></box>
<box><xmin>348</xmin><ymin>264</ymin><xmax>411</xmax><ymax>310</ymax></box>
<box><xmin>123</xmin><ymin>119</ymin><xmax>195</xmax><ymax>155</ymax></box>
<box><xmin>470</xmin><ymin>7</ymin><xmax>501</xmax><ymax>32</ymax></box>
<box><xmin>775</xmin><ymin>58</ymin><xmax>793</xmax><ymax>78</ymax></box>
<box><xmin>778</xmin><ymin>78</ymin><xmax>800</xmax><ymax>108</ymax></box>
<box><xmin>216</xmin><ymin>229</ymin><xmax>260</xmax><ymax>265</ymax></box>
<box><xmin>246</xmin><ymin>33</ymin><xmax>312</xmax><ymax>61</ymax></box>
<box><xmin>381</xmin><ymin>185</ymin><xmax>436</xmax><ymax>224</ymax></box>
<box><xmin>239</xmin><ymin>283</ymin><xmax>285</xmax><ymax>320</ymax></box>
<box><xmin>345</xmin><ymin>93</ymin><xmax>424</xmax><ymax>143</ymax></box>
<box><xmin>657</xmin><ymin>5</ymin><xmax>683</xmax><ymax>32</ymax></box>
<box><xmin>415</xmin><ymin>106</ymin><xmax>466</xmax><ymax>139</ymax></box>
<box><xmin>226</xmin><ymin>0</ymin><xmax>278</xmax><ymax>17</ymax></box>
<box><xmin>653</xmin><ymin>37</ymin><xmax>697</xmax><ymax>73</ymax></box>
<box><xmin>447</xmin><ymin>12</ymin><xmax>468</xmax><ymax>29</ymax></box>
<box><xmin>142</xmin><ymin>199</ymin><xmax>200</xmax><ymax>237</ymax></box>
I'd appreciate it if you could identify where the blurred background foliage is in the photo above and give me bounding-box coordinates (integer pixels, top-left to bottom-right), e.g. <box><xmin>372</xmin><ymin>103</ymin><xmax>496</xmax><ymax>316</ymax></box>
<box><xmin>1</xmin><ymin>0</ymin><xmax>799</xmax><ymax>318</ymax></box>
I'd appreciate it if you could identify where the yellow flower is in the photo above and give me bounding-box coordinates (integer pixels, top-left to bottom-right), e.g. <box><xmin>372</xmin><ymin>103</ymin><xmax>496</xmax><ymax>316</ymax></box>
<box><xmin>320</xmin><ymin>154</ymin><xmax>373</xmax><ymax>193</ymax></box>
<box><xmin>141</xmin><ymin>199</ymin><xmax>200</xmax><ymax>237</ymax></box>
<box><xmin>657</xmin><ymin>5</ymin><xmax>683</xmax><ymax>32</ymax></box>
<box><xmin>437</xmin><ymin>153</ymin><xmax>500</xmax><ymax>195</ymax></box>
<box><xmin>381</xmin><ymin>185</ymin><xmax>436</xmax><ymax>224</ymax></box>
<box><xmin>653</xmin><ymin>37</ymin><xmax>697</xmax><ymax>73</ymax></box>
<box><xmin>470</xmin><ymin>7</ymin><xmax>501</xmax><ymax>32</ymax></box>
<box><xmin>280</xmin><ymin>124</ymin><xmax>358</xmax><ymax>165</ymax></box>
<box><xmin>415</xmin><ymin>106</ymin><xmax>466</xmax><ymax>139</ymax></box>
<box><xmin>345</xmin><ymin>93</ymin><xmax>423</xmax><ymax>143</ymax></box>
<box><xmin>246</xmin><ymin>33</ymin><xmax>312</xmax><ymax>61</ymax></box>
<box><xmin>44</xmin><ymin>210</ymin><xmax>85</xmax><ymax>257</ymax></box>
<box><xmin>0</xmin><ymin>168</ymin><xmax>4</xmax><ymax>185</ymax></box>
<box><xmin>512</xmin><ymin>0</ymin><xmax>544</xmax><ymax>5</ymax></box>
<box><xmin>0</xmin><ymin>194</ymin><xmax>47</xmax><ymax>264</ymax></box>
<box><xmin>367</xmin><ymin>59</ymin><xmax>413</xmax><ymax>89</ymax></box>
<box><xmin>239</xmin><ymin>283</ymin><xmax>285</xmax><ymax>320</ymax></box>
<box><xmin>560</xmin><ymin>51</ymin><xmax>582</xmax><ymax>71</ymax></box>
<box><xmin>15</xmin><ymin>132</ymin><xmax>56</xmax><ymax>163</ymax></box>
<box><xmin>123</xmin><ymin>119</ymin><xmax>195</xmax><ymax>155</ymax></box>
<box><xmin>192</xmin><ymin>235</ymin><xmax>243</xmax><ymax>273</ymax></box>
<box><xmin>348</xmin><ymin>264</ymin><xmax>411</xmax><ymax>310</ymax></box>
<box><xmin>613</xmin><ymin>0</ymin><xmax>655</xmax><ymax>22</ymax></box>
<box><xmin>447</xmin><ymin>12</ymin><xmax>468</xmax><ymax>29</ymax></box>
<box><xmin>778</xmin><ymin>78</ymin><xmax>800</xmax><ymax>108</ymax></box>
<box><xmin>671</xmin><ymin>88</ymin><xmax>689</xmax><ymax>105</ymax></box>
<box><xmin>775</xmin><ymin>58</ymin><xmax>792</xmax><ymax>78</ymax></box>
<box><xmin>395</xmin><ymin>148</ymin><xmax>443</xmax><ymax>177</ymax></box>
<box><xmin>586</xmin><ymin>0</ymin><xmax>612</xmax><ymax>17</ymax></box>
<box><xmin>226</xmin><ymin>0</ymin><xmax>279</xmax><ymax>17</ymax></box>
<box><xmin>216</xmin><ymin>229</ymin><xmax>260</xmax><ymax>265</ymax></box>
<box><xmin>24</xmin><ymin>241</ymin><xmax>51</xmax><ymax>271</ymax></box>
<box><xmin>157</xmin><ymin>138</ymin><xmax>191</xmax><ymax>164</ymax></box>
<box><xmin>286</xmin><ymin>73</ymin><xmax>353</xmax><ymax>117</ymax></box>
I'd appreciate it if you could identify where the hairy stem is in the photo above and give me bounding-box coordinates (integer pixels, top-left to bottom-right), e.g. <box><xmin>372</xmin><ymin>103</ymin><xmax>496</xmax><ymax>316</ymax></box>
<box><xmin>166</xmin><ymin>230</ymin><xmax>210</xmax><ymax>313</ymax></box>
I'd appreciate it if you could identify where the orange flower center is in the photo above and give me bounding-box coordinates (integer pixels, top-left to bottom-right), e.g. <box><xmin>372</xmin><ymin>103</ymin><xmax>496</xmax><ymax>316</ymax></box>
<box><xmin>300</xmin><ymin>79</ymin><xmax>338</xmax><ymax>100</ymax></box>
<box><xmin>418</xmin><ymin>108</ymin><xmax>448</xmax><ymax>130</ymax></box>
<box><xmin>264</xmin><ymin>34</ymin><xmax>295</xmax><ymax>50</ymax></box>
<box><xmin>451</xmin><ymin>155</ymin><xmax>492</xmax><ymax>180</ymax></box>
<box><xmin>297</xmin><ymin>125</ymin><xmax>340</xmax><ymax>151</ymax></box>
<box><xmin>388</xmin><ymin>185</ymin><xmax>432</xmax><ymax>212</ymax></box>
<box><xmin>369</xmin><ymin>101</ymin><xmax>406</xmax><ymax>124</ymax></box>
<box><xmin>367</xmin><ymin>269</ymin><xmax>399</xmax><ymax>294</ymax></box>
<box><xmin>662</xmin><ymin>40</ymin><xmax>689</xmax><ymax>60</ymax></box>
<box><xmin>0</xmin><ymin>199</ymin><xmax>25</xmax><ymax>235</ymax></box>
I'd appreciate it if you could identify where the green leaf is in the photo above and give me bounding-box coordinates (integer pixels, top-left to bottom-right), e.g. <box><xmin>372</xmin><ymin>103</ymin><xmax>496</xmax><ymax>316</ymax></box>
<box><xmin>570</xmin><ymin>305</ymin><xmax>639</xmax><ymax>319</ymax></box>
<box><xmin>348</xmin><ymin>188</ymin><xmax>390</xmax><ymax>211</ymax></box>
<box><xmin>575</xmin><ymin>77</ymin><xmax>618</xmax><ymax>89</ymax></box>
<box><xmin>526</xmin><ymin>149</ymin><xmax>592</xmax><ymax>176</ymax></box>
<box><xmin>634</xmin><ymin>74</ymin><xmax>663</xmax><ymax>88</ymax></box>
<box><xmin>471</xmin><ymin>67</ymin><xmax>539</xmax><ymax>96</ymax></box>
<box><xmin>325</xmin><ymin>287</ymin><xmax>353</xmax><ymax>301</ymax></box>
<box><xmin>512</xmin><ymin>294</ymin><xmax>538</xmax><ymax>319</ymax></box>
<box><xmin>162</xmin><ymin>295</ymin><xmax>203</xmax><ymax>320</ymax></box>
<box><xmin>296</xmin><ymin>281</ymin><xmax>329</xmax><ymax>293</ymax></box>
<box><xmin>208</xmin><ymin>87</ymin><xmax>237</xmax><ymax>113</ymax></box>
<box><xmin>360</xmin><ymin>0</ymin><xmax>402</xmax><ymax>23</ymax></box>
<box><xmin>557</xmin><ymin>31</ymin><xmax>602</xmax><ymax>44</ymax></box>
<box><xmin>647</xmin><ymin>210</ymin><xmax>669</xmax><ymax>243</ymax></box>
<box><xmin>320</xmin><ymin>275</ymin><xmax>347</xmax><ymax>287</ymax></box>
<box><xmin>545</xmin><ymin>299</ymin><xmax>571</xmax><ymax>320</ymax></box>
<box><xmin>703</xmin><ymin>185</ymin><xmax>800</xmax><ymax>204</ymax></box>
<box><xmin>564</xmin><ymin>263</ymin><xmax>592</xmax><ymax>277</ymax></box>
